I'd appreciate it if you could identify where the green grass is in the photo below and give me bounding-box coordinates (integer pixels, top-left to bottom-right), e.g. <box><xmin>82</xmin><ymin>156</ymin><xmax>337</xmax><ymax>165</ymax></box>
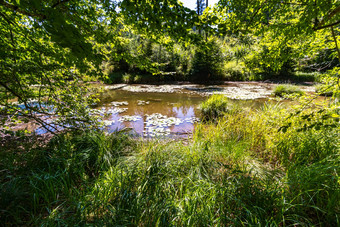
<box><xmin>200</xmin><ymin>94</ymin><xmax>231</xmax><ymax>121</ymax></box>
<box><xmin>273</xmin><ymin>84</ymin><xmax>305</xmax><ymax>97</ymax></box>
<box><xmin>1</xmin><ymin>100</ymin><xmax>339</xmax><ymax>226</ymax></box>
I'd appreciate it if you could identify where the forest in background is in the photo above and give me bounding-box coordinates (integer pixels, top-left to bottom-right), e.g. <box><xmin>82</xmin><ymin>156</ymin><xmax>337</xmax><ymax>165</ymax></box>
<box><xmin>100</xmin><ymin>0</ymin><xmax>339</xmax><ymax>83</ymax></box>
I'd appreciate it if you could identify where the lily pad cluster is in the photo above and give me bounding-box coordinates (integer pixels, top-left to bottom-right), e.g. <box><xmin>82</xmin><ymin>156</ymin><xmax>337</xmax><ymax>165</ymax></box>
<box><xmin>137</xmin><ymin>100</ymin><xmax>150</xmax><ymax>105</ymax></box>
<box><xmin>184</xmin><ymin>117</ymin><xmax>200</xmax><ymax>124</ymax></box>
<box><xmin>118</xmin><ymin>115</ymin><xmax>142</xmax><ymax>122</ymax></box>
<box><xmin>145</xmin><ymin>113</ymin><xmax>183</xmax><ymax>127</ymax></box>
<box><xmin>106</xmin><ymin>107</ymin><xmax>128</xmax><ymax>115</ymax></box>
<box><xmin>122</xmin><ymin>85</ymin><xmax>183</xmax><ymax>93</ymax></box>
<box><xmin>186</xmin><ymin>84</ymin><xmax>273</xmax><ymax>100</ymax></box>
<box><xmin>144</xmin><ymin>127</ymin><xmax>171</xmax><ymax>137</ymax></box>
<box><xmin>143</xmin><ymin>113</ymin><xmax>181</xmax><ymax>137</ymax></box>
<box><xmin>110</xmin><ymin>101</ymin><xmax>128</xmax><ymax>107</ymax></box>
<box><xmin>92</xmin><ymin>107</ymin><xmax>128</xmax><ymax>115</ymax></box>
<box><xmin>102</xmin><ymin>120</ymin><xmax>115</xmax><ymax>126</ymax></box>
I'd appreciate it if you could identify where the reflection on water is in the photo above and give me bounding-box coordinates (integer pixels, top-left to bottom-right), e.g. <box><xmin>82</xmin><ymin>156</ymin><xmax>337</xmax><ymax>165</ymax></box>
<box><xmin>12</xmin><ymin>83</ymin><xmax>285</xmax><ymax>137</ymax></box>
<box><xmin>96</xmin><ymin>89</ymin><xmax>272</xmax><ymax>138</ymax></box>
<box><xmin>97</xmin><ymin>90</ymin><xmax>205</xmax><ymax>137</ymax></box>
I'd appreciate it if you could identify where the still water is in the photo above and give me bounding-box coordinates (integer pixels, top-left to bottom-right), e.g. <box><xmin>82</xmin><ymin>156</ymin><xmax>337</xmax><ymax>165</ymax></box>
<box><xmin>94</xmin><ymin>84</ymin><xmax>272</xmax><ymax>137</ymax></box>
<box><xmin>97</xmin><ymin>90</ymin><xmax>204</xmax><ymax>137</ymax></box>
<box><xmin>16</xmin><ymin>83</ymin><xmax>315</xmax><ymax>137</ymax></box>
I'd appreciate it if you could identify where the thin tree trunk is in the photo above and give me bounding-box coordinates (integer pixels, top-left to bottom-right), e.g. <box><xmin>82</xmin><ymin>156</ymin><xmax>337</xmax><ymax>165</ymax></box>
<box><xmin>331</xmin><ymin>26</ymin><xmax>340</xmax><ymax>86</ymax></box>
<box><xmin>331</xmin><ymin>26</ymin><xmax>340</xmax><ymax>62</ymax></box>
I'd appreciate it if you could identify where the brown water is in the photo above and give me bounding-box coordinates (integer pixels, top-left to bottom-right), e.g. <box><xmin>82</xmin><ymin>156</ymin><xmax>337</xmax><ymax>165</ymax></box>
<box><xmin>12</xmin><ymin>82</ymin><xmax>318</xmax><ymax>137</ymax></box>
<box><xmin>97</xmin><ymin>90</ymin><xmax>204</xmax><ymax>137</ymax></box>
<box><xmin>94</xmin><ymin>86</ymin><xmax>272</xmax><ymax>137</ymax></box>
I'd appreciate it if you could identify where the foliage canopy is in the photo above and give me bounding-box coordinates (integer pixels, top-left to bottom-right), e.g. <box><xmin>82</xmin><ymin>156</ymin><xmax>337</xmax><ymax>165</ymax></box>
<box><xmin>0</xmin><ymin>0</ymin><xmax>340</xmax><ymax>132</ymax></box>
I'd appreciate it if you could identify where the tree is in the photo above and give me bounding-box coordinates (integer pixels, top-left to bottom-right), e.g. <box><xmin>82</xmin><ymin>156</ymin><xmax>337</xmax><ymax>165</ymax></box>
<box><xmin>0</xmin><ymin>0</ymin><xmax>117</xmax><ymax>134</ymax></box>
<box><xmin>196</xmin><ymin>0</ymin><xmax>206</xmax><ymax>16</ymax></box>
<box><xmin>120</xmin><ymin>0</ymin><xmax>199</xmax><ymax>42</ymax></box>
<box><xmin>214</xmin><ymin>0</ymin><xmax>340</xmax><ymax>59</ymax></box>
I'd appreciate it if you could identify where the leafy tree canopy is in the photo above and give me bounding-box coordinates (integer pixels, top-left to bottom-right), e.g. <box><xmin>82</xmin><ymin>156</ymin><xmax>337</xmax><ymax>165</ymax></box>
<box><xmin>1</xmin><ymin>0</ymin><xmax>339</xmax><ymax>134</ymax></box>
<box><xmin>0</xmin><ymin>0</ymin><xmax>117</xmax><ymax>133</ymax></box>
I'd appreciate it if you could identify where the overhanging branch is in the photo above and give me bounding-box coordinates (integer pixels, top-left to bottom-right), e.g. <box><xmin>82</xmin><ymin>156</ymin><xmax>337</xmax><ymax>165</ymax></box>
<box><xmin>52</xmin><ymin>0</ymin><xmax>72</xmax><ymax>8</ymax></box>
<box><xmin>0</xmin><ymin>0</ymin><xmax>46</xmax><ymax>19</ymax></box>
<box><xmin>316</xmin><ymin>4</ymin><xmax>340</xmax><ymax>30</ymax></box>
<box><xmin>314</xmin><ymin>20</ymin><xmax>340</xmax><ymax>30</ymax></box>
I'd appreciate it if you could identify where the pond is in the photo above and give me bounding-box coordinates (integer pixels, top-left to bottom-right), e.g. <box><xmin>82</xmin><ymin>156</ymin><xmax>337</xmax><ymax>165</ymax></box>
<box><xmin>92</xmin><ymin>82</ymin><xmax>299</xmax><ymax>138</ymax></box>
<box><xmin>13</xmin><ymin>82</ymin><xmax>316</xmax><ymax>138</ymax></box>
<box><xmin>96</xmin><ymin>89</ymin><xmax>203</xmax><ymax>137</ymax></box>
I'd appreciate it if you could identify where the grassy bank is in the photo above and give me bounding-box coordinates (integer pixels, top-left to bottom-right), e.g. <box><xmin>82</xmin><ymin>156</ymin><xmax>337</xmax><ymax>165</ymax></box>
<box><xmin>1</xmin><ymin>97</ymin><xmax>339</xmax><ymax>226</ymax></box>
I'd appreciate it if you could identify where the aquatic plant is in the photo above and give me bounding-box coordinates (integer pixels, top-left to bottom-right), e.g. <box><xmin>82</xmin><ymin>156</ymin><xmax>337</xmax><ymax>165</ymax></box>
<box><xmin>118</xmin><ymin>115</ymin><xmax>142</xmax><ymax>122</ymax></box>
<box><xmin>137</xmin><ymin>100</ymin><xmax>150</xmax><ymax>105</ymax></box>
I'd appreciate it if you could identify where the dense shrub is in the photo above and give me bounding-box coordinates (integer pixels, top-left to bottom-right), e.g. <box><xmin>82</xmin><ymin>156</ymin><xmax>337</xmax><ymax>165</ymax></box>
<box><xmin>200</xmin><ymin>94</ymin><xmax>230</xmax><ymax>121</ymax></box>
<box><xmin>224</xmin><ymin>60</ymin><xmax>251</xmax><ymax>81</ymax></box>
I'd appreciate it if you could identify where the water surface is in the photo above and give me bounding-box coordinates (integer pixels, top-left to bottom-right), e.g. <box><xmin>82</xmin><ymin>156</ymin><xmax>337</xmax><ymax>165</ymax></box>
<box><xmin>10</xmin><ymin>82</ymin><xmax>317</xmax><ymax>137</ymax></box>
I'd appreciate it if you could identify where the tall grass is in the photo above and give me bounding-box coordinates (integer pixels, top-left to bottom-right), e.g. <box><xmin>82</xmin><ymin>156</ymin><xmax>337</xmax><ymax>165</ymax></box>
<box><xmin>1</xmin><ymin>99</ymin><xmax>339</xmax><ymax>226</ymax></box>
<box><xmin>273</xmin><ymin>84</ymin><xmax>305</xmax><ymax>97</ymax></box>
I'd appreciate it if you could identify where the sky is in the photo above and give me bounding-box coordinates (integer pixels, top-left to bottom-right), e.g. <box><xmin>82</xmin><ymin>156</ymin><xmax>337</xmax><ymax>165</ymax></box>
<box><xmin>180</xmin><ymin>0</ymin><xmax>220</xmax><ymax>10</ymax></box>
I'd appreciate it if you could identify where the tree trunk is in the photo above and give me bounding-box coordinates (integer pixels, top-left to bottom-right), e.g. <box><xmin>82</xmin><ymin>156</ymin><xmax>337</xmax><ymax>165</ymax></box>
<box><xmin>331</xmin><ymin>26</ymin><xmax>340</xmax><ymax>62</ymax></box>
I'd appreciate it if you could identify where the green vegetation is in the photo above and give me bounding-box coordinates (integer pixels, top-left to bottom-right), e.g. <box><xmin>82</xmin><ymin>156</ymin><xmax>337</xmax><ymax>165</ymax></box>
<box><xmin>200</xmin><ymin>94</ymin><xmax>230</xmax><ymax>121</ymax></box>
<box><xmin>273</xmin><ymin>84</ymin><xmax>305</xmax><ymax>97</ymax></box>
<box><xmin>1</xmin><ymin>0</ymin><xmax>340</xmax><ymax>226</ymax></box>
<box><xmin>1</xmin><ymin>0</ymin><xmax>339</xmax><ymax>129</ymax></box>
<box><xmin>316</xmin><ymin>69</ymin><xmax>340</xmax><ymax>97</ymax></box>
<box><xmin>1</xmin><ymin>100</ymin><xmax>339</xmax><ymax>226</ymax></box>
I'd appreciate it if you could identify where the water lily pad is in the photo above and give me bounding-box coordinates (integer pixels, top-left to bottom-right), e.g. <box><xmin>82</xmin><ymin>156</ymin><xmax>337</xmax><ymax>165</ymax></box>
<box><xmin>137</xmin><ymin>100</ymin><xmax>150</xmax><ymax>105</ymax></box>
<box><xmin>118</xmin><ymin>115</ymin><xmax>142</xmax><ymax>122</ymax></box>
<box><xmin>102</xmin><ymin>120</ymin><xmax>115</xmax><ymax>126</ymax></box>
<box><xmin>143</xmin><ymin>113</ymin><xmax>185</xmax><ymax>137</ymax></box>
<box><xmin>110</xmin><ymin>101</ymin><xmax>128</xmax><ymax>107</ymax></box>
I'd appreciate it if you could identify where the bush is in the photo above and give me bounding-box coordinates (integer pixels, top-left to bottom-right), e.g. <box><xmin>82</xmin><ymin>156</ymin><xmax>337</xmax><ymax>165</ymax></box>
<box><xmin>200</xmin><ymin>94</ymin><xmax>230</xmax><ymax>121</ymax></box>
<box><xmin>316</xmin><ymin>69</ymin><xmax>340</xmax><ymax>97</ymax></box>
<box><xmin>273</xmin><ymin>84</ymin><xmax>304</xmax><ymax>97</ymax></box>
<box><xmin>315</xmin><ymin>84</ymin><xmax>335</xmax><ymax>96</ymax></box>
<box><xmin>224</xmin><ymin>61</ymin><xmax>250</xmax><ymax>81</ymax></box>
<box><xmin>291</xmin><ymin>71</ymin><xmax>319</xmax><ymax>82</ymax></box>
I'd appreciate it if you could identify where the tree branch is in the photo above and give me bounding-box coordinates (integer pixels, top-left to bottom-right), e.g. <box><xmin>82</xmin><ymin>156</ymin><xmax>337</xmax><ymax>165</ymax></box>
<box><xmin>248</xmin><ymin>0</ymin><xmax>267</xmax><ymax>27</ymax></box>
<box><xmin>331</xmin><ymin>26</ymin><xmax>340</xmax><ymax>62</ymax></box>
<box><xmin>314</xmin><ymin>20</ymin><xmax>340</xmax><ymax>30</ymax></box>
<box><xmin>0</xmin><ymin>0</ymin><xmax>46</xmax><ymax>19</ymax></box>
<box><xmin>316</xmin><ymin>4</ymin><xmax>340</xmax><ymax>30</ymax></box>
<box><xmin>52</xmin><ymin>0</ymin><xmax>72</xmax><ymax>8</ymax></box>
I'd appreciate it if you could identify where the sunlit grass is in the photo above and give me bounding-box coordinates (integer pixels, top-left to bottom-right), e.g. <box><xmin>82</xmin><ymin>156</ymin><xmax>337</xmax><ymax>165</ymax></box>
<box><xmin>273</xmin><ymin>84</ymin><xmax>305</xmax><ymax>97</ymax></box>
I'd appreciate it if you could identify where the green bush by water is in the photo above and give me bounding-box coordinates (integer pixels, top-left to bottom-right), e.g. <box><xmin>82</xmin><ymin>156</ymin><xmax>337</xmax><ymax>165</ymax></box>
<box><xmin>200</xmin><ymin>94</ymin><xmax>230</xmax><ymax>121</ymax></box>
